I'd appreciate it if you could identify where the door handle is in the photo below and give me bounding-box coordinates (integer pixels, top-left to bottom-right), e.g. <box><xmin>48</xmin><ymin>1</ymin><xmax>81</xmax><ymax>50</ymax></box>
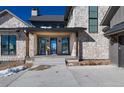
<box><xmin>119</xmin><ymin>47</ymin><xmax>121</xmax><ymax>50</ymax></box>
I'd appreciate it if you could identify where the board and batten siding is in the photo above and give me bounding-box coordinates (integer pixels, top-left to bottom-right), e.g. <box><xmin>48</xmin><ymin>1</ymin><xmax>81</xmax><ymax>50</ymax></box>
<box><xmin>110</xmin><ymin>6</ymin><xmax>124</xmax><ymax>27</ymax></box>
<box><xmin>109</xmin><ymin>7</ymin><xmax>124</xmax><ymax>65</ymax></box>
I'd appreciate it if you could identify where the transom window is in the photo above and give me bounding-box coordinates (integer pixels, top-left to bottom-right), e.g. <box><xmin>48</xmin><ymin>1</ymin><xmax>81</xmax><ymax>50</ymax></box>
<box><xmin>89</xmin><ymin>6</ymin><xmax>98</xmax><ymax>33</ymax></box>
<box><xmin>1</xmin><ymin>35</ymin><xmax>16</xmax><ymax>55</ymax></box>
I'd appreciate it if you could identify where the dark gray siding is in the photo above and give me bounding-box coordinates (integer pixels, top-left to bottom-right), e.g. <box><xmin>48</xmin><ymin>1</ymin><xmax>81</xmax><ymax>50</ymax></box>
<box><xmin>110</xmin><ymin>6</ymin><xmax>124</xmax><ymax>27</ymax></box>
<box><xmin>109</xmin><ymin>39</ymin><xmax>119</xmax><ymax>65</ymax></box>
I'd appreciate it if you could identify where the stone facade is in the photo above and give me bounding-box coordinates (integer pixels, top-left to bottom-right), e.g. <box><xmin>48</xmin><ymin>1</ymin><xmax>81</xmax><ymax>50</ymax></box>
<box><xmin>0</xmin><ymin>13</ymin><xmax>28</xmax><ymax>28</ymax></box>
<box><xmin>0</xmin><ymin>11</ymin><xmax>28</xmax><ymax>62</ymax></box>
<box><xmin>0</xmin><ymin>7</ymin><xmax>110</xmax><ymax>62</ymax></box>
<box><xmin>29</xmin><ymin>33</ymin><xmax>36</xmax><ymax>57</ymax></box>
<box><xmin>67</xmin><ymin>6</ymin><xmax>109</xmax><ymax>59</ymax></box>
<box><xmin>0</xmin><ymin>31</ymin><xmax>26</xmax><ymax>61</ymax></box>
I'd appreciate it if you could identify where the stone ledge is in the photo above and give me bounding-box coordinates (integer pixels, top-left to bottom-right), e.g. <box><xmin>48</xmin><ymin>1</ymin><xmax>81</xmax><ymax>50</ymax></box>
<box><xmin>65</xmin><ymin>58</ymin><xmax>79</xmax><ymax>66</ymax></box>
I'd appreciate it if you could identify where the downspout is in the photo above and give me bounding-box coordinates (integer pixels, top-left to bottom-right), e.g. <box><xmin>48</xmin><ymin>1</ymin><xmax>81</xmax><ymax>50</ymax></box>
<box><xmin>76</xmin><ymin>32</ymin><xmax>78</xmax><ymax>58</ymax></box>
<box><xmin>26</xmin><ymin>31</ymin><xmax>29</xmax><ymax>58</ymax></box>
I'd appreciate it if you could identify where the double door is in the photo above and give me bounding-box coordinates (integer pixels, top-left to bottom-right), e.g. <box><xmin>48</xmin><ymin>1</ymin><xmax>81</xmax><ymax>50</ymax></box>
<box><xmin>38</xmin><ymin>37</ymin><xmax>69</xmax><ymax>55</ymax></box>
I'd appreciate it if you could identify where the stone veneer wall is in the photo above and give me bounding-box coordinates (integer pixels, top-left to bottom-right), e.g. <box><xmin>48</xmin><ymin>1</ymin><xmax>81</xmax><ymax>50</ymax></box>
<box><xmin>0</xmin><ymin>31</ymin><xmax>26</xmax><ymax>61</ymax></box>
<box><xmin>0</xmin><ymin>11</ymin><xmax>28</xmax><ymax>61</ymax></box>
<box><xmin>70</xmin><ymin>32</ymin><xmax>76</xmax><ymax>56</ymax></box>
<box><xmin>0</xmin><ymin>13</ymin><xmax>28</xmax><ymax>28</ymax></box>
<box><xmin>67</xmin><ymin>6</ymin><xmax>109</xmax><ymax>59</ymax></box>
<box><xmin>29</xmin><ymin>33</ymin><xmax>35</xmax><ymax>57</ymax></box>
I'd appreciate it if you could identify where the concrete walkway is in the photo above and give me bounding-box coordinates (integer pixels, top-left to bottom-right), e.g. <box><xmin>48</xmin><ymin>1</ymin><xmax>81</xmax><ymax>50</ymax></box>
<box><xmin>8</xmin><ymin>56</ymin><xmax>79</xmax><ymax>87</ymax></box>
<box><xmin>7</xmin><ymin>64</ymin><xmax>124</xmax><ymax>87</ymax></box>
<box><xmin>8</xmin><ymin>65</ymin><xmax>79</xmax><ymax>87</ymax></box>
<box><xmin>68</xmin><ymin>65</ymin><xmax>124</xmax><ymax>87</ymax></box>
<box><xmin>0</xmin><ymin>70</ymin><xmax>26</xmax><ymax>87</ymax></box>
<box><xmin>1</xmin><ymin>56</ymin><xmax>124</xmax><ymax>87</ymax></box>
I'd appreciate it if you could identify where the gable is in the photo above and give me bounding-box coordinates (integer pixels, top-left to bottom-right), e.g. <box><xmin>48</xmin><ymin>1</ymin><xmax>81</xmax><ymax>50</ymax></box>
<box><xmin>0</xmin><ymin>10</ymin><xmax>30</xmax><ymax>28</ymax></box>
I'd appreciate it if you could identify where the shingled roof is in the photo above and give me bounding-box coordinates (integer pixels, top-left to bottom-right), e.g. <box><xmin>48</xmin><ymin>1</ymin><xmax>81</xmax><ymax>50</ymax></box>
<box><xmin>29</xmin><ymin>15</ymin><xmax>65</xmax><ymax>22</ymax></box>
<box><xmin>105</xmin><ymin>22</ymin><xmax>124</xmax><ymax>36</ymax></box>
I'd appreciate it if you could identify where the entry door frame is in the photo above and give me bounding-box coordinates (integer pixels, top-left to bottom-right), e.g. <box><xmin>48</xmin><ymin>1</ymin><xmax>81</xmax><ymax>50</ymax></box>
<box><xmin>50</xmin><ymin>38</ymin><xmax>57</xmax><ymax>54</ymax></box>
<box><xmin>37</xmin><ymin>36</ymin><xmax>47</xmax><ymax>55</ymax></box>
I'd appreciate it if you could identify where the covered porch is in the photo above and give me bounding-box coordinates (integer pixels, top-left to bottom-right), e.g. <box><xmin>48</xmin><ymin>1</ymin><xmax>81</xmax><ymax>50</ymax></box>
<box><xmin>26</xmin><ymin>27</ymin><xmax>86</xmax><ymax>61</ymax></box>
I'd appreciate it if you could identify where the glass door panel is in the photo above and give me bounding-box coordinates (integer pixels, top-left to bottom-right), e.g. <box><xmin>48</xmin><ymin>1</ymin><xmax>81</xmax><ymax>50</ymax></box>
<box><xmin>62</xmin><ymin>37</ymin><xmax>69</xmax><ymax>54</ymax></box>
<box><xmin>50</xmin><ymin>38</ymin><xmax>57</xmax><ymax>54</ymax></box>
<box><xmin>38</xmin><ymin>37</ymin><xmax>47</xmax><ymax>55</ymax></box>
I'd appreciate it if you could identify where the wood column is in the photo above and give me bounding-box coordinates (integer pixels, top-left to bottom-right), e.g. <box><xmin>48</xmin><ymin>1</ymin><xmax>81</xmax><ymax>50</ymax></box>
<box><xmin>76</xmin><ymin>31</ymin><xmax>83</xmax><ymax>61</ymax></box>
<box><xmin>79</xmin><ymin>40</ymin><xmax>83</xmax><ymax>61</ymax></box>
<box><xmin>76</xmin><ymin>32</ymin><xmax>78</xmax><ymax>58</ymax></box>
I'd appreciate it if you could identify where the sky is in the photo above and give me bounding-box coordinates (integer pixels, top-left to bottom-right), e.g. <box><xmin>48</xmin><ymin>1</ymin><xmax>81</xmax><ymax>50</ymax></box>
<box><xmin>0</xmin><ymin>6</ymin><xmax>66</xmax><ymax>21</ymax></box>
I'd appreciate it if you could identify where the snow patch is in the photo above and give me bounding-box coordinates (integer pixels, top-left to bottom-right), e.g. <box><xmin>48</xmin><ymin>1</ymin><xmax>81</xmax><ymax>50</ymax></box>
<box><xmin>0</xmin><ymin>66</ymin><xmax>27</xmax><ymax>78</ymax></box>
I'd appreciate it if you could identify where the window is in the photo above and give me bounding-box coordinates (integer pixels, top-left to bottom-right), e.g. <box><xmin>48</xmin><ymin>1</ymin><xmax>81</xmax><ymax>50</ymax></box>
<box><xmin>1</xmin><ymin>35</ymin><xmax>16</xmax><ymax>55</ymax></box>
<box><xmin>89</xmin><ymin>6</ymin><xmax>98</xmax><ymax>33</ymax></box>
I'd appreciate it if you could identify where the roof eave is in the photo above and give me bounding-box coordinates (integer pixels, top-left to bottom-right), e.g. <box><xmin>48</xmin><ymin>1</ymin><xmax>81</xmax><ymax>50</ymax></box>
<box><xmin>100</xmin><ymin>6</ymin><xmax>120</xmax><ymax>26</ymax></box>
<box><xmin>29</xmin><ymin>20</ymin><xmax>66</xmax><ymax>23</ymax></box>
<box><xmin>104</xmin><ymin>29</ymin><xmax>124</xmax><ymax>36</ymax></box>
<box><xmin>27</xmin><ymin>27</ymin><xmax>87</xmax><ymax>32</ymax></box>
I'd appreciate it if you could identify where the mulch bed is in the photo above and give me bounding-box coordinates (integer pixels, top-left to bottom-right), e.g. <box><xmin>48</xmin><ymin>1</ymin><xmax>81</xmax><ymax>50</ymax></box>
<box><xmin>29</xmin><ymin>65</ymin><xmax>52</xmax><ymax>71</ymax></box>
<box><xmin>66</xmin><ymin>59</ymin><xmax>111</xmax><ymax>66</ymax></box>
<box><xmin>0</xmin><ymin>61</ymin><xmax>33</xmax><ymax>71</ymax></box>
<box><xmin>79</xmin><ymin>59</ymin><xmax>111</xmax><ymax>66</ymax></box>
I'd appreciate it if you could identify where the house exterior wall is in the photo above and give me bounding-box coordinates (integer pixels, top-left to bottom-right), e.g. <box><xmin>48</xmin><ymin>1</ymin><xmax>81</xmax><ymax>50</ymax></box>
<box><xmin>110</xmin><ymin>6</ymin><xmax>124</xmax><ymax>27</ymax></box>
<box><xmin>108</xmin><ymin>7</ymin><xmax>124</xmax><ymax>66</ymax></box>
<box><xmin>67</xmin><ymin>6</ymin><xmax>109</xmax><ymax>59</ymax></box>
<box><xmin>0</xmin><ymin>12</ymin><xmax>28</xmax><ymax>62</ymax></box>
<box><xmin>0</xmin><ymin>31</ymin><xmax>26</xmax><ymax>62</ymax></box>
<box><xmin>0</xmin><ymin>13</ymin><xmax>28</xmax><ymax>28</ymax></box>
<box><xmin>29</xmin><ymin>33</ymin><xmax>35</xmax><ymax>57</ymax></box>
<box><xmin>109</xmin><ymin>36</ymin><xmax>119</xmax><ymax>65</ymax></box>
<box><xmin>70</xmin><ymin>32</ymin><xmax>76</xmax><ymax>56</ymax></box>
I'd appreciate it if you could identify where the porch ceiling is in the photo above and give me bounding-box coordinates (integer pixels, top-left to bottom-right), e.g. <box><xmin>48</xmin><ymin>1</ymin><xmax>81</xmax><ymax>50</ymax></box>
<box><xmin>35</xmin><ymin>32</ymin><xmax>71</xmax><ymax>36</ymax></box>
<box><xmin>27</xmin><ymin>27</ymin><xmax>86</xmax><ymax>33</ymax></box>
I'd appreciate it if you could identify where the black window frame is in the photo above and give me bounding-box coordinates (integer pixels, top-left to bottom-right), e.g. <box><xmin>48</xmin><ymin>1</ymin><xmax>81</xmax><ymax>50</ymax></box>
<box><xmin>1</xmin><ymin>35</ymin><xmax>16</xmax><ymax>55</ymax></box>
<box><xmin>89</xmin><ymin>6</ymin><xmax>98</xmax><ymax>33</ymax></box>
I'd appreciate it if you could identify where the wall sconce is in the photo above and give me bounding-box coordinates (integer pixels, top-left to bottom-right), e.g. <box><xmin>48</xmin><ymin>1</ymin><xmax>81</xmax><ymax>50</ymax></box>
<box><xmin>59</xmin><ymin>40</ymin><xmax>61</xmax><ymax>42</ymax></box>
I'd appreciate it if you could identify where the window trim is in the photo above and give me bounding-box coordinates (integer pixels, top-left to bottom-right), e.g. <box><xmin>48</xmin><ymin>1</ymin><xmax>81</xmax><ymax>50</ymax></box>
<box><xmin>1</xmin><ymin>35</ymin><xmax>16</xmax><ymax>56</ymax></box>
<box><xmin>88</xmin><ymin>6</ymin><xmax>98</xmax><ymax>33</ymax></box>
